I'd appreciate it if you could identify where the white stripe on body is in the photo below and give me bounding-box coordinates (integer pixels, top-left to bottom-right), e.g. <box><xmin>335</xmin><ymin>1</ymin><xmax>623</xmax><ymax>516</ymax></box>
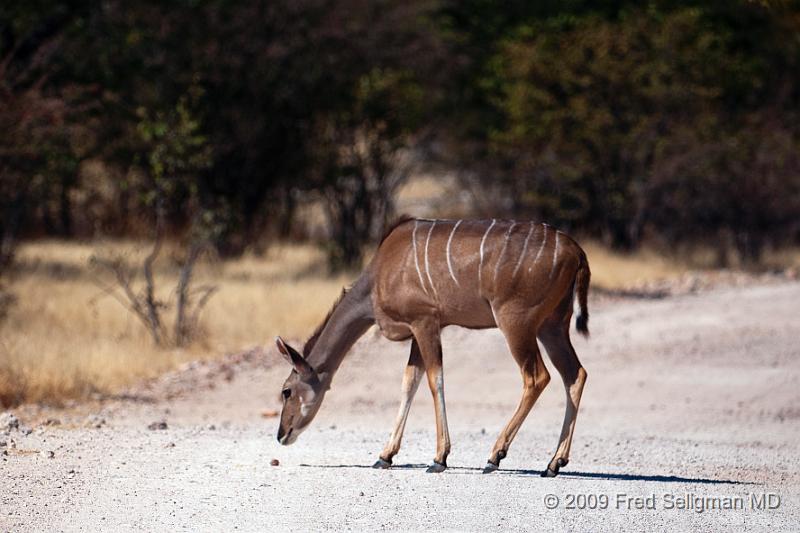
<box><xmin>529</xmin><ymin>224</ymin><xmax>549</xmax><ymax>273</ymax></box>
<box><xmin>512</xmin><ymin>223</ymin><xmax>535</xmax><ymax>279</ymax></box>
<box><xmin>412</xmin><ymin>220</ymin><xmax>429</xmax><ymax>295</ymax></box>
<box><xmin>551</xmin><ymin>230</ymin><xmax>560</xmax><ymax>277</ymax></box>
<box><xmin>424</xmin><ymin>220</ymin><xmax>438</xmax><ymax>297</ymax></box>
<box><xmin>490</xmin><ymin>305</ymin><xmax>501</xmax><ymax>328</ymax></box>
<box><xmin>478</xmin><ymin>219</ymin><xmax>497</xmax><ymax>289</ymax></box>
<box><xmin>493</xmin><ymin>221</ymin><xmax>517</xmax><ymax>284</ymax></box>
<box><xmin>446</xmin><ymin>220</ymin><xmax>462</xmax><ymax>286</ymax></box>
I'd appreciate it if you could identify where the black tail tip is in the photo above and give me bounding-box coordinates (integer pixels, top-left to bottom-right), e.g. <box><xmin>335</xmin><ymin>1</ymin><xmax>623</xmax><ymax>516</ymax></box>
<box><xmin>576</xmin><ymin>313</ymin><xmax>589</xmax><ymax>337</ymax></box>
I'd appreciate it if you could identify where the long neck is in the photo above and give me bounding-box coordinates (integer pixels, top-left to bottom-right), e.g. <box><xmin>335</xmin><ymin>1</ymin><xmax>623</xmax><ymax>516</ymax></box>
<box><xmin>306</xmin><ymin>272</ymin><xmax>375</xmax><ymax>384</ymax></box>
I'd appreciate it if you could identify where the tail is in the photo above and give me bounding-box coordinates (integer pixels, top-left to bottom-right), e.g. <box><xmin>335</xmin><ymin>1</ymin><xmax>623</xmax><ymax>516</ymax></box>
<box><xmin>574</xmin><ymin>251</ymin><xmax>590</xmax><ymax>337</ymax></box>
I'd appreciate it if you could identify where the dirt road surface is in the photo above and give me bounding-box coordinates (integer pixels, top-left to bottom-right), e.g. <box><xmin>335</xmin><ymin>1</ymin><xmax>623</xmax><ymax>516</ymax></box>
<box><xmin>2</xmin><ymin>282</ymin><xmax>799</xmax><ymax>531</ymax></box>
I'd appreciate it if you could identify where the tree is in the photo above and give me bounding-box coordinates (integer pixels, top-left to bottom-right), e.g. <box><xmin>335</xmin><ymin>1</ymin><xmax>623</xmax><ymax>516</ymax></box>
<box><xmin>313</xmin><ymin>68</ymin><xmax>427</xmax><ymax>270</ymax></box>
<box><xmin>91</xmin><ymin>91</ymin><xmax>217</xmax><ymax>347</ymax></box>
<box><xmin>438</xmin><ymin>0</ymin><xmax>800</xmax><ymax>256</ymax></box>
<box><xmin>59</xmin><ymin>0</ymin><xmax>441</xmax><ymax>265</ymax></box>
<box><xmin>0</xmin><ymin>1</ymin><xmax>97</xmax><ymax>265</ymax></box>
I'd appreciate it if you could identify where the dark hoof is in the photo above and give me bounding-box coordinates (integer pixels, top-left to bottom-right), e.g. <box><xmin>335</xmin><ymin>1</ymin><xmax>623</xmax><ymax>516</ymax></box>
<box><xmin>542</xmin><ymin>457</ymin><xmax>569</xmax><ymax>477</ymax></box>
<box><xmin>372</xmin><ymin>458</ymin><xmax>392</xmax><ymax>469</ymax></box>
<box><xmin>482</xmin><ymin>462</ymin><xmax>498</xmax><ymax>474</ymax></box>
<box><xmin>425</xmin><ymin>461</ymin><xmax>447</xmax><ymax>473</ymax></box>
<box><xmin>542</xmin><ymin>458</ymin><xmax>567</xmax><ymax>477</ymax></box>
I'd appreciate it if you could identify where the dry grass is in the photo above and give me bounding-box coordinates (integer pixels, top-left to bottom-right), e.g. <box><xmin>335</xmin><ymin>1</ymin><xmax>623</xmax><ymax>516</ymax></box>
<box><xmin>761</xmin><ymin>247</ymin><xmax>800</xmax><ymax>272</ymax></box>
<box><xmin>1</xmin><ymin>237</ymin><xmax>795</xmax><ymax>407</ymax></box>
<box><xmin>580</xmin><ymin>241</ymin><xmax>688</xmax><ymax>289</ymax></box>
<box><xmin>0</xmin><ymin>240</ymin><xmax>351</xmax><ymax>406</ymax></box>
<box><xmin>583</xmin><ymin>241</ymin><xmax>799</xmax><ymax>289</ymax></box>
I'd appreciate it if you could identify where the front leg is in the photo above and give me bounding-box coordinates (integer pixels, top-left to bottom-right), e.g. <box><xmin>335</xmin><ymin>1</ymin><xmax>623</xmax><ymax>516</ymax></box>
<box><xmin>411</xmin><ymin>321</ymin><xmax>450</xmax><ymax>473</ymax></box>
<box><xmin>373</xmin><ymin>340</ymin><xmax>424</xmax><ymax>468</ymax></box>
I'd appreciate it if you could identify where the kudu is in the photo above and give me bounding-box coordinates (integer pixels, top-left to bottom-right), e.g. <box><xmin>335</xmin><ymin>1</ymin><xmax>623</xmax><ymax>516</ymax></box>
<box><xmin>276</xmin><ymin>217</ymin><xmax>590</xmax><ymax>476</ymax></box>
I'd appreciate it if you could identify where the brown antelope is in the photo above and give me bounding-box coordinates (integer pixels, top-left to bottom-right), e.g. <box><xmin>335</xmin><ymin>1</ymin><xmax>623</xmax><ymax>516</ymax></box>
<box><xmin>276</xmin><ymin>217</ymin><xmax>590</xmax><ymax>476</ymax></box>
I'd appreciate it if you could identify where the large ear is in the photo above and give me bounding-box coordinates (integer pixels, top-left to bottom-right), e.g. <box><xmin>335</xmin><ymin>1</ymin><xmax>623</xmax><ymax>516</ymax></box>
<box><xmin>275</xmin><ymin>336</ymin><xmax>316</xmax><ymax>378</ymax></box>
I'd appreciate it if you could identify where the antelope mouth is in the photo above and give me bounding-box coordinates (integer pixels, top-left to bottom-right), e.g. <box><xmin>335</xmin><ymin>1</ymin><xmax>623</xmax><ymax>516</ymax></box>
<box><xmin>278</xmin><ymin>427</ymin><xmax>294</xmax><ymax>445</ymax></box>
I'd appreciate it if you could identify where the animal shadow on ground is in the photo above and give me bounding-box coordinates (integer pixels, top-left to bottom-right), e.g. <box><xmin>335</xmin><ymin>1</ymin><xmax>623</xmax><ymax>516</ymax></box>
<box><xmin>298</xmin><ymin>463</ymin><xmax>751</xmax><ymax>485</ymax></box>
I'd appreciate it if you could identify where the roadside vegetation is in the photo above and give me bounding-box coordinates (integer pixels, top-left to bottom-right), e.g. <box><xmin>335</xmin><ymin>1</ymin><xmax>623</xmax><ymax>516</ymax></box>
<box><xmin>2</xmin><ymin>1</ymin><xmax>800</xmax><ymax>406</ymax></box>
<box><xmin>2</xmin><ymin>237</ymin><xmax>796</xmax><ymax>407</ymax></box>
<box><xmin>0</xmin><ymin>240</ymin><xmax>349</xmax><ymax>406</ymax></box>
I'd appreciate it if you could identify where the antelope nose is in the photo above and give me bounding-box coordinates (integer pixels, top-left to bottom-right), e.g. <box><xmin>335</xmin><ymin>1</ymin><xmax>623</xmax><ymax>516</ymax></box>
<box><xmin>277</xmin><ymin>427</ymin><xmax>294</xmax><ymax>445</ymax></box>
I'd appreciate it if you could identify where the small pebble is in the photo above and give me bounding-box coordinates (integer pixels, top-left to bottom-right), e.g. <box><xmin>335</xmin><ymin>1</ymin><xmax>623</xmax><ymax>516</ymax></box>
<box><xmin>270</xmin><ymin>458</ymin><xmax>280</xmax><ymax>466</ymax></box>
<box><xmin>0</xmin><ymin>412</ymin><xmax>20</xmax><ymax>431</ymax></box>
<box><xmin>148</xmin><ymin>421</ymin><xmax>168</xmax><ymax>430</ymax></box>
<box><xmin>84</xmin><ymin>415</ymin><xmax>106</xmax><ymax>429</ymax></box>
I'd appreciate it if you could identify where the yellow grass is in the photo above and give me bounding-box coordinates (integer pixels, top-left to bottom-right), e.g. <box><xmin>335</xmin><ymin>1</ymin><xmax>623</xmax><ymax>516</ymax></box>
<box><xmin>2</xmin><ymin>237</ymin><xmax>795</xmax><ymax>406</ymax></box>
<box><xmin>0</xmin><ymin>240</ymin><xmax>351</xmax><ymax>406</ymax></box>
<box><xmin>580</xmin><ymin>241</ymin><xmax>687</xmax><ymax>289</ymax></box>
<box><xmin>761</xmin><ymin>247</ymin><xmax>800</xmax><ymax>272</ymax></box>
<box><xmin>582</xmin><ymin>241</ymin><xmax>799</xmax><ymax>289</ymax></box>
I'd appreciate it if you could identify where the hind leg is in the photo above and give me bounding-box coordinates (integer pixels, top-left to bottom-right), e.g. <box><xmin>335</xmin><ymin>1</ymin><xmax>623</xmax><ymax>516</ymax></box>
<box><xmin>538</xmin><ymin>319</ymin><xmax>588</xmax><ymax>477</ymax></box>
<box><xmin>483</xmin><ymin>310</ymin><xmax>551</xmax><ymax>473</ymax></box>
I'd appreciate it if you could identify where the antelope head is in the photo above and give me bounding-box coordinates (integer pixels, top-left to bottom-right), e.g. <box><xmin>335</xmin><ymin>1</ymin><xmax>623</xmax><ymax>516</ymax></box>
<box><xmin>275</xmin><ymin>336</ymin><xmax>326</xmax><ymax>445</ymax></box>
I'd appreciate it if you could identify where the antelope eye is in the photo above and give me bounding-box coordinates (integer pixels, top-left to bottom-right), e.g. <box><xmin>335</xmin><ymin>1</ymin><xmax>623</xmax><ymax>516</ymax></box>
<box><xmin>282</xmin><ymin>389</ymin><xmax>291</xmax><ymax>399</ymax></box>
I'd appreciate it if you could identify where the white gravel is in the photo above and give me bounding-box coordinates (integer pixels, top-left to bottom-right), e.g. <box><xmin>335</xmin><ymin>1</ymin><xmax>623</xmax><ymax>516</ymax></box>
<box><xmin>2</xmin><ymin>282</ymin><xmax>799</xmax><ymax>531</ymax></box>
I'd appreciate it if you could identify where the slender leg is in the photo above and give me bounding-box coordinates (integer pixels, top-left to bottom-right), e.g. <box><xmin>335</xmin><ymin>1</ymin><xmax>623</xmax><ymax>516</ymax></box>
<box><xmin>483</xmin><ymin>316</ymin><xmax>550</xmax><ymax>473</ymax></box>
<box><xmin>411</xmin><ymin>321</ymin><xmax>450</xmax><ymax>473</ymax></box>
<box><xmin>373</xmin><ymin>340</ymin><xmax>424</xmax><ymax>468</ymax></box>
<box><xmin>538</xmin><ymin>323</ymin><xmax>587</xmax><ymax>477</ymax></box>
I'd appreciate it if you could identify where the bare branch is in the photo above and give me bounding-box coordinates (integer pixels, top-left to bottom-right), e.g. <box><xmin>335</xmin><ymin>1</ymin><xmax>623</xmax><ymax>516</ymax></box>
<box><xmin>89</xmin><ymin>252</ymin><xmax>164</xmax><ymax>346</ymax></box>
<box><xmin>142</xmin><ymin>207</ymin><xmax>165</xmax><ymax>345</ymax></box>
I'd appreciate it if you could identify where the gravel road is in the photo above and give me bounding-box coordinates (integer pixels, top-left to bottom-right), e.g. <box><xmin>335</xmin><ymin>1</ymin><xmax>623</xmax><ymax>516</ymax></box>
<box><xmin>2</xmin><ymin>282</ymin><xmax>799</xmax><ymax>531</ymax></box>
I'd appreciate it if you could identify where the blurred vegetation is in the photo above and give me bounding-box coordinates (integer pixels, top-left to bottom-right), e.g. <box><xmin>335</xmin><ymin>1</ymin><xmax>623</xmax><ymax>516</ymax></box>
<box><xmin>441</xmin><ymin>0</ymin><xmax>800</xmax><ymax>263</ymax></box>
<box><xmin>2</xmin><ymin>0</ymin><xmax>799</xmax><ymax>271</ymax></box>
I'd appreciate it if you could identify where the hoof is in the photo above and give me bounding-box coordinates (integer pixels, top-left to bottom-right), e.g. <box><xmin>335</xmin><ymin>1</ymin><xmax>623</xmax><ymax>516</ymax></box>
<box><xmin>541</xmin><ymin>467</ymin><xmax>558</xmax><ymax>478</ymax></box>
<box><xmin>372</xmin><ymin>458</ymin><xmax>392</xmax><ymax>469</ymax></box>
<box><xmin>425</xmin><ymin>461</ymin><xmax>447</xmax><ymax>473</ymax></box>
<box><xmin>482</xmin><ymin>462</ymin><xmax>498</xmax><ymax>474</ymax></box>
<box><xmin>541</xmin><ymin>457</ymin><xmax>568</xmax><ymax>477</ymax></box>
